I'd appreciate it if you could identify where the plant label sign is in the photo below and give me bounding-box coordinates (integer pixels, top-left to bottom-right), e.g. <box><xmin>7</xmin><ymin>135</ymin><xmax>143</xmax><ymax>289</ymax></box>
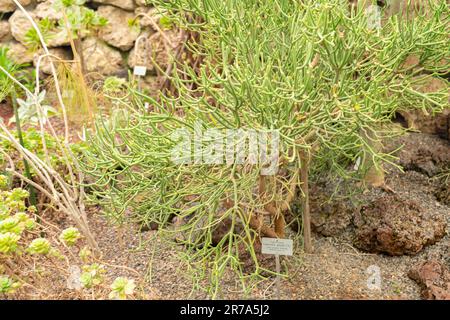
<box><xmin>261</xmin><ymin>238</ymin><xmax>293</xmax><ymax>256</ymax></box>
<box><xmin>134</xmin><ymin>66</ymin><xmax>147</xmax><ymax>76</ymax></box>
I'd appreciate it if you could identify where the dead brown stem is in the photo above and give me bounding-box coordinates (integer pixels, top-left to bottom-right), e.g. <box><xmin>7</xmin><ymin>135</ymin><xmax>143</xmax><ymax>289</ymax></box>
<box><xmin>259</xmin><ymin>174</ymin><xmax>297</xmax><ymax>238</ymax></box>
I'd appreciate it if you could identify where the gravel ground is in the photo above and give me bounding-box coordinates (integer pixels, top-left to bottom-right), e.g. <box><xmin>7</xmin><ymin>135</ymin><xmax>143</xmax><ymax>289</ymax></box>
<box><xmin>4</xmin><ymin>117</ymin><xmax>448</xmax><ymax>300</ymax></box>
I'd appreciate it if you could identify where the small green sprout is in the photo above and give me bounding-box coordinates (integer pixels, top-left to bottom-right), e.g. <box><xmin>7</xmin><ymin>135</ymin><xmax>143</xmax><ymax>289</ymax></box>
<box><xmin>80</xmin><ymin>264</ymin><xmax>106</xmax><ymax>289</ymax></box>
<box><xmin>28</xmin><ymin>206</ymin><xmax>37</xmax><ymax>214</ymax></box>
<box><xmin>79</xmin><ymin>246</ymin><xmax>92</xmax><ymax>263</ymax></box>
<box><xmin>109</xmin><ymin>277</ymin><xmax>136</xmax><ymax>300</ymax></box>
<box><xmin>27</xmin><ymin>238</ymin><xmax>51</xmax><ymax>255</ymax></box>
<box><xmin>0</xmin><ymin>275</ymin><xmax>21</xmax><ymax>294</ymax></box>
<box><xmin>8</xmin><ymin>189</ymin><xmax>29</xmax><ymax>202</ymax></box>
<box><xmin>0</xmin><ymin>233</ymin><xmax>21</xmax><ymax>254</ymax></box>
<box><xmin>24</xmin><ymin>18</ymin><xmax>56</xmax><ymax>52</ymax></box>
<box><xmin>0</xmin><ymin>217</ymin><xmax>23</xmax><ymax>235</ymax></box>
<box><xmin>0</xmin><ymin>175</ymin><xmax>8</xmax><ymax>189</ymax></box>
<box><xmin>103</xmin><ymin>76</ymin><xmax>127</xmax><ymax>95</ymax></box>
<box><xmin>127</xmin><ymin>18</ymin><xmax>141</xmax><ymax>33</ymax></box>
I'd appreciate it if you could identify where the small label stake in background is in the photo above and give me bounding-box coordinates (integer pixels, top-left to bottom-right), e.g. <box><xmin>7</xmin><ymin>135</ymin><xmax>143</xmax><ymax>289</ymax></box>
<box><xmin>134</xmin><ymin>66</ymin><xmax>147</xmax><ymax>77</ymax></box>
<box><xmin>261</xmin><ymin>238</ymin><xmax>293</xmax><ymax>256</ymax></box>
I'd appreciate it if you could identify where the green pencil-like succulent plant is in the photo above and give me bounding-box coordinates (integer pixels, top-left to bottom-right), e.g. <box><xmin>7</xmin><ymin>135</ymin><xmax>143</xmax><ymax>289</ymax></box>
<box><xmin>27</xmin><ymin>238</ymin><xmax>52</xmax><ymax>255</ymax></box>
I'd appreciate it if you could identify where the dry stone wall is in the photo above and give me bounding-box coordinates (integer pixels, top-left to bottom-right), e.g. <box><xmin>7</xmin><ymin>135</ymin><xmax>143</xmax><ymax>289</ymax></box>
<box><xmin>0</xmin><ymin>0</ymin><xmax>177</xmax><ymax>89</ymax></box>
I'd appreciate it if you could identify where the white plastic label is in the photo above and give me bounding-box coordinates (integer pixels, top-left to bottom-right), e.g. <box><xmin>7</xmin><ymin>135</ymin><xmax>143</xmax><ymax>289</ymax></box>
<box><xmin>134</xmin><ymin>66</ymin><xmax>147</xmax><ymax>76</ymax></box>
<box><xmin>63</xmin><ymin>89</ymin><xmax>74</xmax><ymax>99</ymax></box>
<box><xmin>261</xmin><ymin>238</ymin><xmax>293</xmax><ymax>256</ymax></box>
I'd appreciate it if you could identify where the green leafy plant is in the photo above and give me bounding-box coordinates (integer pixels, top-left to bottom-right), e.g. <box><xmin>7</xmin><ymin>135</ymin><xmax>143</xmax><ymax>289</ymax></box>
<box><xmin>80</xmin><ymin>263</ymin><xmax>106</xmax><ymax>289</ymax></box>
<box><xmin>53</xmin><ymin>0</ymin><xmax>108</xmax><ymax>75</ymax></box>
<box><xmin>0</xmin><ymin>48</ymin><xmax>23</xmax><ymax>102</ymax></box>
<box><xmin>0</xmin><ymin>179</ymin><xmax>106</xmax><ymax>298</ymax></box>
<box><xmin>27</xmin><ymin>238</ymin><xmax>52</xmax><ymax>255</ymax></box>
<box><xmin>59</xmin><ymin>227</ymin><xmax>82</xmax><ymax>246</ymax></box>
<box><xmin>159</xmin><ymin>15</ymin><xmax>174</xmax><ymax>30</ymax></box>
<box><xmin>23</xmin><ymin>1</ymin><xmax>108</xmax><ymax>76</ymax></box>
<box><xmin>0</xmin><ymin>232</ymin><xmax>21</xmax><ymax>254</ymax></box>
<box><xmin>103</xmin><ymin>76</ymin><xmax>128</xmax><ymax>96</ymax></box>
<box><xmin>0</xmin><ymin>275</ymin><xmax>20</xmax><ymax>294</ymax></box>
<box><xmin>9</xmin><ymin>90</ymin><xmax>58</xmax><ymax>126</ymax></box>
<box><xmin>1</xmin><ymin>1</ymin><xmax>100</xmax><ymax>257</ymax></box>
<box><xmin>0</xmin><ymin>127</ymin><xmax>87</xmax><ymax>181</ymax></box>
<box><xmin>0</xmin><ymin>181</ymin><xmax>45</xmax><ymax>291</ymax></box>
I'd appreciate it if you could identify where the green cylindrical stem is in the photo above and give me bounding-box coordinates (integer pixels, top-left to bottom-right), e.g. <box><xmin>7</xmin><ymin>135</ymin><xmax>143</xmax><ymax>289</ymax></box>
<box><xmin>11</xmin><ymin>90</ymin><xmax>38</xmax><ymax>211</ymax></box>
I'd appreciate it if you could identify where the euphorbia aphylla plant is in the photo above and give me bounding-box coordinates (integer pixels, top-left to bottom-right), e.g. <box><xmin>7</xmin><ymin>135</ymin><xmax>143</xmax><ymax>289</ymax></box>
<box><xmin>23</xmin><ymin>0</ymin><xmax>107</xmax><ymax>76</ymax></box>
<box><xmin>1</xmin><ymin>1</ymin><xmax>99</xmax><ymax>250</ymax></box>
<box><xmin>83</xmin><ymin>0</ymin><xmax>449</xmax><ymax>296</ymax></box>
